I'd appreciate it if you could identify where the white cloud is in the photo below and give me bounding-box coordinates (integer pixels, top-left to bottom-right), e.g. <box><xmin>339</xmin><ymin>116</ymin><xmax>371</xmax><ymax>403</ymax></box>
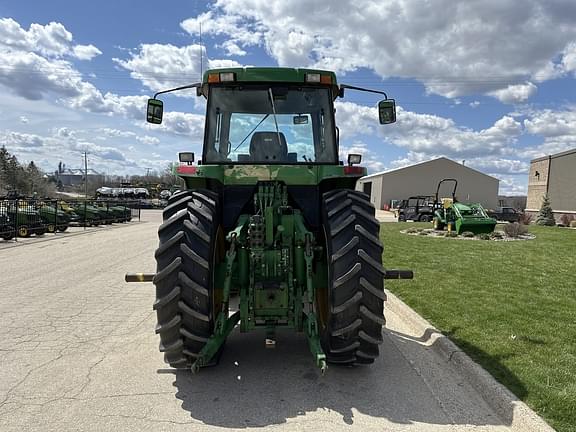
<box><xmin>519</xmin><ymin>107</ymin><xmax>576</xmax><ymax>158</ymax></box>
<box><xmin>496</xmin><ymin>175</ymin><xmax>528</xmax><ymax>196</ymax></box>
<box><xmin>0</xmin><ymin>50</ymin><xmax>85</xmax><ymax>100</ymax></box>
<box><xmin>561</xmin><ymin>42</ymin><xmax>576</xmax><ymax>74</ymax></box>
<box><xmin>1</xmin><ymin>131</ymin><xmax>45</xmax><ymax>148</ymax></box>
<box><xmin>336</xmin><ymin>101</ymin><xmax>523</xmax><ymax>159</ymax></box>
<box><xmin>523</xmin><ymin>108</ymin><xmax>576</xmax><ymax>137</ymax></box>
<box><xmin>114</xmin><ymin>43</ymin><xmax>244</xmax><ymax>95</ymax></box>
<box><xmin>150</xmin><ymin>111</ymin><xmax>205</xmax><ymax>138</ymax></box>
<box><xmin>207</xmin><ymin>58</ymin><xmax>243</xmax><ymax>69</ymax></box>
<box><xmin>181</xmin><ymin>11</ymin><xmax>262</xmax><ymax>56</ymax></box>
<box><xmin>72</xmin><ymin>44</ymin><xmax>102</xmax><ymax>60</ymax></box>
<box><xmin>488</xmin><ymin>82</ymin><xmax>537</xmax><ymax>104</ymax></box>
<box><xmin>186</xmin><ymin>1</ymin><xmax>576</xmax><ymax>102</ymax></box>
<box><xmin>136</xmin><ymin>135</ymin><xmax>160</xmax><ymax>145</ymax></box>
<box><xmin>0</xmin><ymin>18</ymin><xmax>101</xmax><ymax>60</ymax></box>
<box><xmin>114</xmin><ymin>43</ymin><xmax>204</xmax><ymax>92</ymax></box>
<box><xmin>99</xmin><ymin>128</ymin><xmax>136</xmax><ymax>138</ymax></box>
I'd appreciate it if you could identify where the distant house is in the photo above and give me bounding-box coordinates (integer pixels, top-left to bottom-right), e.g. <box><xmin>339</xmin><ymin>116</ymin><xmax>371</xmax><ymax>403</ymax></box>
<box><xmin>526</xmin><ymin>148</ymin><xmax>576</xmax><ymax>219</ymax></box>
<box><xmin>356</xmin><ymin>157</ymin><xmax>499</xmax><ymax>210</ymax></box>
<box><xmin>58</xmin><ymin>168</ymin><xmax>103</xmax><ymax>187</ymax></box>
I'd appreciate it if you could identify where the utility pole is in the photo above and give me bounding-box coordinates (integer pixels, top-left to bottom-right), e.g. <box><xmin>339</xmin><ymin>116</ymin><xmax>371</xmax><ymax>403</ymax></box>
<box><xmin>199</xmin><ymin>21</ymin><xmax>203</xmax><ymax>79</ymax></box>
<box><xmin>84</xmin><ymin>151</ymin><xmax>88</xmax><ymax>199</ymax></box>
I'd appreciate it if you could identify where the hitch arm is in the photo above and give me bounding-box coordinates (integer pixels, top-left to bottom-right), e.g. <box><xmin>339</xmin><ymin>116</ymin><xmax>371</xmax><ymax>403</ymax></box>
<box><xmin>125</xmin><ymin>273</ymin><xmax>155</xmax><ymax>282</ymax></box>
<box><xmin>384</xmin><ymin>270</ymin><xmax>414</xmax><ymax>280</ymax></box>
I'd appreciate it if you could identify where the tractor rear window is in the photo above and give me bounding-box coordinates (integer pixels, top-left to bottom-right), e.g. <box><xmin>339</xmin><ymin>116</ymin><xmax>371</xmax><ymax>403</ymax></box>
<box><xmin>203</xmin><ymin>86</ymin><xmax>337</xmax><ymax>164</ymax></box>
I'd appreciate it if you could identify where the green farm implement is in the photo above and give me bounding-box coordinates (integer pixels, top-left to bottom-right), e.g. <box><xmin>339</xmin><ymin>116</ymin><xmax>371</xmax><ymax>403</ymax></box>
<box><xmin>127</xmin><ymin>67</ymin><xmax>412</xmax><ymax>372</ymax></box>
<box><xmin>37</xmin><ymin>204</ymin><xmax>70</xmax><ymax>233</ymax></box>
<box><xmin>432</xmin><ymin>179</ymin><xmax>497</xmax><ymax>235</ymax></box>
<box><xmin>6</xmin><ymin>205</ymin><xmax>45</xmax><ymax>237</ymax></box>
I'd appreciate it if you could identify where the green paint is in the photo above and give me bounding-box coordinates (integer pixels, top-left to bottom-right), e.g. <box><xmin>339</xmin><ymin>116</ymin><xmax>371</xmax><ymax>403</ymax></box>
<box><xmin>180</xmin><ymin>164</ymin><xmax>365</xmax><ymax>187</ymax></box>
<box><xmin>434</xmin><ymin>202</ymin><xmax>497</xmax><ymax>235</ymax></box>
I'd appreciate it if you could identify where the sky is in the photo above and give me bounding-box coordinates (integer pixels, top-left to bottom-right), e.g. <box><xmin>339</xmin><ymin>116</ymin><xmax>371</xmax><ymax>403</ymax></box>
<box><xmin>1</xmin><ymin>0</ymin><xmax>576</xmax><ymax>195</ymax></box>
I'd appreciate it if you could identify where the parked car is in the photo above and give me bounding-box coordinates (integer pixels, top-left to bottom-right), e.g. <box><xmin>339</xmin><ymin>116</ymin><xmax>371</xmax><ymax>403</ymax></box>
<box><xmin>486</xmin><ymin>207</ymin><xmax>522</xmax><ymax>223</ymax></box>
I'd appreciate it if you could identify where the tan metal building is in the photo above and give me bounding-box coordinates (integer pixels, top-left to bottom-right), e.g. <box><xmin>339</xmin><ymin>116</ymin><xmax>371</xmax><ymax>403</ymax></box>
<box><xmin>357</xmin><ymin>157</ymin><xmax>499</xmax><ymax>210</ymax></box>
<box><xmin>526</xmin><ymin>148</ymin><xmax>576</xmax><ymax>217</ymax></box>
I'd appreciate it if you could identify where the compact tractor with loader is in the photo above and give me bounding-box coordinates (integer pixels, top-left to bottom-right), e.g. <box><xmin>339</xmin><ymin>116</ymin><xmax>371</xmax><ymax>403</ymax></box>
<box><xmin>432</xmin><ymin>178</ymin><xmax>497</xmax><ymax>235</ymax></box>
<box><xmin>126</xmin><ymin>68</ymin><xmax>412</xmax><ymax>372</ymax></box>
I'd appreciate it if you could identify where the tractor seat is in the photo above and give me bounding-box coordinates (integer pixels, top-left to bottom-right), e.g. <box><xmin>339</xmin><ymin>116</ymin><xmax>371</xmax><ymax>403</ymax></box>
<box><xmin>249</xmin><ymin>132</ymin><xmax>288</xmax><ymax>162</ymax></box>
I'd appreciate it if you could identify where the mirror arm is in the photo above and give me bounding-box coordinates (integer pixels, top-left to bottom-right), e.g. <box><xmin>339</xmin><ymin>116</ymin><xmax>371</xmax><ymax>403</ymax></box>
<box><xmin>339</xmin><ymin>84</ymin><xmax>388</xmax><ymax>100</ymax></box>
<box><xmin>153</xmin><ymin>83</ymin><xmax>201</xmax><ymax>99</ymax></box>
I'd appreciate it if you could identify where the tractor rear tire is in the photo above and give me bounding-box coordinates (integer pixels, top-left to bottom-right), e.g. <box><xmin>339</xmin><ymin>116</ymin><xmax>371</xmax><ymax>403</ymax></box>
<box><xmin>153</xmin><ymin>189</ymin><xmax>222</xmax><ymax>368</ymax></box>
<box><xmin>320</xmin><ymin>189</ymin><xmax>386</xmax><ymax>366</ymax></box>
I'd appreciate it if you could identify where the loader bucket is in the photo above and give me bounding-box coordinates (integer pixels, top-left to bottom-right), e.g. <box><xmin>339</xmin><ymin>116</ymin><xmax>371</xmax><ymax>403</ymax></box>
<box><xmin>452</xmin><ymin>203</ymin><xmax>497</xmax><ymax>235</ymax></box>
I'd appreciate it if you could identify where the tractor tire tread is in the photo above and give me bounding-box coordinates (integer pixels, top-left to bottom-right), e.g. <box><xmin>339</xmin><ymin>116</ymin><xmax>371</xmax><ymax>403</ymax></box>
<box><xmin>322</xmin><ymin>189</ymin><xmax>385</xmax><ymax>366</ymax></box>
<box><xmin>154</xmin><ymin>189</ymin><xmax>220</xmax><ymax>368</ymax></box>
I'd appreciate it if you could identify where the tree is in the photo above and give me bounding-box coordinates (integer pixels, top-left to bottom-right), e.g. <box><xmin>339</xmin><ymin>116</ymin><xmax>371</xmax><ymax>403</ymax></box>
<box><xmin>0</xmin><ymin>146</ymin><xmax>9</xmax><ymax>194</ymax></box>
<box><xmin>536</xmin><ymin>194</ymin><xmax>556</xmax><ymax>226</ymax></box>
<box><xmin>0</xmin><ymin>148</ymin><xmax>56</xmax><ymax>197</ymax></box>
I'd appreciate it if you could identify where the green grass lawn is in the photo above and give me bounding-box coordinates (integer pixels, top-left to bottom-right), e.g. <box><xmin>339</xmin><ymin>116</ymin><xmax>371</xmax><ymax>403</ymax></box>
<box><xmin>382</xmin><ymin>223</ymin><xmax>576</xmax><ymax>432</ymax></box>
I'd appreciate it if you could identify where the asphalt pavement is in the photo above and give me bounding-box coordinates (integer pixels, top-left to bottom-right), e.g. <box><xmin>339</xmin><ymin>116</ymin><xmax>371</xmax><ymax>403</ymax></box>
<box><xmin>0</xmin><ymin>210</ymin><xmax>528</xmax><ymax>431</ymax></box>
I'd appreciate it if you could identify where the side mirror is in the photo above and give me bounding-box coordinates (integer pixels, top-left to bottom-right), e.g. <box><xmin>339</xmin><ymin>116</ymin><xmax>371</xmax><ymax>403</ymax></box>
<box><xmin>378</xmin><ymin>99</ymin><xmax>396</xmax><ymax>124</ymax></box>
<box><xmin>147</xmin><ymin>99</ymin><xmax>164</xmax><ymax>124</ymax></box>
<box><xmin>293</xmin><ymin>115</ymin><xmax>309</xmax><ymax>125</ymax></box>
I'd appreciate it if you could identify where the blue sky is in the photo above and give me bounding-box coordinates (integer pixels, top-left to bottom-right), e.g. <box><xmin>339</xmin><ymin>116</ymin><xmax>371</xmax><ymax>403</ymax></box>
<box><xmin>1</xmin><ymin>1</ymin><xmax>576</xmax><ymax>195</ymax></box>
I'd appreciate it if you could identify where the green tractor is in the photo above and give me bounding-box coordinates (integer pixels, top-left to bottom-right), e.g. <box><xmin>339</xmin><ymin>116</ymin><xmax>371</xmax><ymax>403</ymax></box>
<box><xmin>432</xmin><ymin>178</ymin><xmax>497</xmax><ymax>235</ymax></box>
<box><xmin>37</xmin><ymin>203</ymin><xmax>70</xmax><ymax>233</ymax></box>
<box><xmin>6</xmin><ymin>204</ymin><xmax>46</xmax><ymax>237</ymax></box>
<box><xmin>109</xmin><ymin>204</ymin><xmax>132</xmax><ymax>223</ymax></box>
<box><xmin>71</xmin><ymin>202</ymin><xmax>103</xmax><ymax>226</ymax></box>
<box><xmin>128</xmin><ymin>67</ymin><xmax>412</xmax><ymax>372</ymax></box>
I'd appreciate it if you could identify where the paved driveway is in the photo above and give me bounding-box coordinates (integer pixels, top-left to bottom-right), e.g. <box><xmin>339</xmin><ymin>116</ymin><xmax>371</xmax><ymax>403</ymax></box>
<box><xmin>0</xmin><ymin>210</ymin><xmax>514</xmax><ymax>431</ymax></box>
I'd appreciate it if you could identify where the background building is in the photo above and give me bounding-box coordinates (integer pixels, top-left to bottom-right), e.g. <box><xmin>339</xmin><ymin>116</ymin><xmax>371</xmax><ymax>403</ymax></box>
<box><xmin>357</xmin><ymin>157</ymin><xmax>499</xmax><ymax>210</ymax></box>
<box><xmin>526</xmin><ymin>148</ymin><xmax>576</xmax><ymax>219</ymax></box>
<box><xmin>498</xmin><ymin>195</ymin><xmax>527</xmax><ymax>210</ymax></box>
<box><xmin>58</xmin><ymin>168</ymin><xmax>104</xmax><ymax>187</ymax></box>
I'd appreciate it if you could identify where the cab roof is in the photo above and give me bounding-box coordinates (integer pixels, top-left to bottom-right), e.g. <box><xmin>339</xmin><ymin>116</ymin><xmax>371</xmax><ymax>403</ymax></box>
<box><xmin>201</xmin><ymin>67</ymin><xmax>339</xmax><ymax>99</ymax></box>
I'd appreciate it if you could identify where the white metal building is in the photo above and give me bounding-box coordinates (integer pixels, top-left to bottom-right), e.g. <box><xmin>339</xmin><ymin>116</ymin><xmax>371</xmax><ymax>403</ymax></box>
<box><xmin>357</xmin><ymin>157</ymin><xmax>499</xmax><ymax>210</ymax></box>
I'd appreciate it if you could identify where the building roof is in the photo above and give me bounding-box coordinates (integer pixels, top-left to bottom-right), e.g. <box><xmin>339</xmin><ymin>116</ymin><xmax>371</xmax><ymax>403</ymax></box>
<box><xmin>61</xmin><ymin>168</ymin><xmax>102</xmax><ymax>176</ymax></box>
<box><xmin>530</xmin><ymin>148</ymin><xmax>576</xmax><ymax>163</ymax></box>
<box><xmin>360</xmin><ymin>157</ymin><xmax>498</xmax><ymax>181</ymax></box>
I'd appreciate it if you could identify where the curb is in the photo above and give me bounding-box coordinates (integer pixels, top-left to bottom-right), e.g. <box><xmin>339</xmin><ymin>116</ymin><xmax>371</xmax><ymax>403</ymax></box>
<box><xmin>385</xmin><ymin>290</ymin><xmax>556</xmax><ymax>432</ymax></box>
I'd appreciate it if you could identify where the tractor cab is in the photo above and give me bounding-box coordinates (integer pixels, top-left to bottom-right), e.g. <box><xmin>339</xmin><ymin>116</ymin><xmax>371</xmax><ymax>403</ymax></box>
<box><xmin>147</xmin><ymin>68</ymin><xmax>396</xmax><ymax>167</ymax></box>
